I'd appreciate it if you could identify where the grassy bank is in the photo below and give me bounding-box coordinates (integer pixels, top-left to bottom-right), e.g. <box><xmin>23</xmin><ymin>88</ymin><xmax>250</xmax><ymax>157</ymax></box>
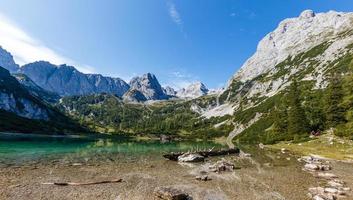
<box><xmin>269</xmin><ymin>133</ymin><xmax>353</xmax><ymax>161</ymax></box>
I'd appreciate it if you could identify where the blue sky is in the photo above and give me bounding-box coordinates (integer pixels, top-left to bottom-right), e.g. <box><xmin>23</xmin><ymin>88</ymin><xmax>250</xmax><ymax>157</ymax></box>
<box><xmin>0</xmin><ymin>0</ymin><xmax>353</xmax><ymax>89</ymax></box>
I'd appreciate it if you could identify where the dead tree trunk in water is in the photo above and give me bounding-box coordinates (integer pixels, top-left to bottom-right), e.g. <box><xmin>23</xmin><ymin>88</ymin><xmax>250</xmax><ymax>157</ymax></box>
<box><xmin>163</xmin><ymin>148</ymin><xmax>240</xmax><ymax>161</ymax></box>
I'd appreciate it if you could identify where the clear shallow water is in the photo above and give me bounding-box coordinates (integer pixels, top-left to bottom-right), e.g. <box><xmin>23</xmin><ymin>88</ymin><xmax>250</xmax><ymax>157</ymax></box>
<box><xmin>0</xmin><ymin>133</ymin><xmax>225</xmax><ymax>165</ymax></box>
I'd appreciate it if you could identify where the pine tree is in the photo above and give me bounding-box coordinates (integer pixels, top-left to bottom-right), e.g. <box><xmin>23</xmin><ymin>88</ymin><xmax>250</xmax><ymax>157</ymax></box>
<box><xmin>324</xmin><ymin>75</ymin><xmax>346</xmax><ymax>128</ymax></box>
<box><xmin>287</xmin><ymin>79</ymin><xmax>309</xmax><ymax>135</ymax></box>
<box><xmin>340</xmin><ymin>62</ymin><xmax>353</xmax><ymax>136</ymax></box>
<box><xmin>272</xmin><ymin>102</ymin><xmax>288</xmax><ymax>134</ymax></box>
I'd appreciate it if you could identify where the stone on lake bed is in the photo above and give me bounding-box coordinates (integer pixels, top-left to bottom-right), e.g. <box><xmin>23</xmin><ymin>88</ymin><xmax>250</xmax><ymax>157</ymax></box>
<box><xmin>178</xmin><ymin>153</ymin><xmax>204</xmax><ymax>162</ymax></box>
<box><xmin>154</xmin><ymin>187</ymin><xmax>190</xmax><ymax>200</ymax></box>
<box><xmin>195</xmin><ymin>175</ymin><xmax>210</xmax><ymax>181</ymax></box>
<box><xmin>304</xmin><ymin>163</ymin><xmax>320</xmax><ymax>171</ymax></box>
<box><xmin>324</xmin><ymin>187</ymin><xmax>339</xmax><ymax>194</ymax></box>
<box><xmin>313</xmin><ymin>195</ymin><xmax>325</xmax><ymax>200</ymax></box>
<box><xmin>327</xmin><ymin>180</ymin><xmax>344</xmax><ymax>188</ymax></box>
<box><xmin>209</xmin><ymin>159</ymin><xmax>235</xmax><ymax>173</ymax></box>
<box><xmin>304</xmin><ymin>163</ymin><xmax>331</xmax><ymax>171</ymax></box>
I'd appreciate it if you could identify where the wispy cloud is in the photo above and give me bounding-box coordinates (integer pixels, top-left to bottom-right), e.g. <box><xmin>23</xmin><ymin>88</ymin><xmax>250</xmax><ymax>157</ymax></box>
<box><xmin>0</xmin><ymin>13</ymin><xmax>95</xmax><ymax>73</ymax></box>
<box><xmin>167</xmin><ymin>1</ymin><xmax>186</xmax><ymax>37</ymax></box>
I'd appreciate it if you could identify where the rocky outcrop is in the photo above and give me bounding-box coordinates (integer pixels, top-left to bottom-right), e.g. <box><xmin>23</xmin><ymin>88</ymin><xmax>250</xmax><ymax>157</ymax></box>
<box><xmin>176</xmin><ymin>82</ymin><xmax>209</xmax><ymax>99</ymax></box>
<box><xmin>128</xmin><ymin>73</ymin><xmax>168</xmax><ymax>101</ymax></box>
<box><xmin>19</xmin><ymin>61</ymin><xmax>129</xmax><ymax>97</ymax></box>
<box><xmin>0</xmin><ymin>46</ymin><xmax>19</xmax><ymax>73</ymax></box>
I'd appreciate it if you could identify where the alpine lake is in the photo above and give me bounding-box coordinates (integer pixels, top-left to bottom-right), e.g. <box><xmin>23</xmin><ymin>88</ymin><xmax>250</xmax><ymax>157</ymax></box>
<box><xmin>0</xmin><ymin>133</ymin><xmax>352</xmax><ymax>200</ymax></box>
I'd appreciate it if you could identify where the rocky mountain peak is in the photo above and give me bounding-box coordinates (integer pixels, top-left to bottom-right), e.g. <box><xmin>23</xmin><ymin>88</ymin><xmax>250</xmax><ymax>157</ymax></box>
<box><xmin>129</xmin><ymin>73</ymin><xmax>168</xmax><ymax>100</ymax></box>
<box><xmin>299</xmin><ymin>9</ymin><xmax>315</xmax><ymax>19</ymax></box>
<box><xmin>230</xmin><ymin>10</ymin><xmax>353</xmax><ymax>83</ymax></box>
<box><xmin>0</xmin><ymin>46</ymin><xmax>19</xmax><ymax>73</ymax></box>
<box><xmin>177</xmin><ymin>82</ymin><xmax>209</xmax><ymax>99</ymax></box>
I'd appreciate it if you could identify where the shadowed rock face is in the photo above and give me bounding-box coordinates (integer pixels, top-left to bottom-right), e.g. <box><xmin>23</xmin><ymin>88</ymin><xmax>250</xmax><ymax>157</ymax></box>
<box><xmin>0</xmin><ymin>66</ymin><xmax>49</xmax><ymax>120</ymax></box>
<box><xmin>19</xmin><ymin>61</ymin><xmax>129</xmax><ymax>97</ymax></box>
<box><xmin>13</xmin><ymin>73</ymin><xmax>60</xmax><ymax>104</ymax></box>
<box><xmin>0</xmin><ymin>46</ymin><xmax>19</xmax><ymax>73</ymax></box>
<box><xmin>128</xmin><ymin>73</ymin><xmax>169</xmax><ymax>101</ymax></box>
<box><xmin>122</xmin><ymin>89</ymin><xmax>147</xmax><ymax>102</ymax></box>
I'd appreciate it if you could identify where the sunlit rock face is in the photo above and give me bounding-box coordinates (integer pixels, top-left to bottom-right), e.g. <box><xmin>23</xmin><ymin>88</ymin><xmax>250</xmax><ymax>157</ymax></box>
<box><xmin>229</xmin><ymin>10</ymin><xmax>353</xmax><ymax>83</ymax></box>
<box><xmin>177</xmin><ymin>82</ymin><xmax>209</xmax><ymax>99</ymax></box>
<box><xmin>128</xmin><ymin>73</ymin><xmax>169</xmax><ymax>101</ymax></box>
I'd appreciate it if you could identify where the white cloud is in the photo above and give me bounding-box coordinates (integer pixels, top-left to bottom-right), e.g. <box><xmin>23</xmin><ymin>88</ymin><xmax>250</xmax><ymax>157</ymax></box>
<box><xmin>0</xmin><ymin>13</ymin><xmax>95</xmax><ymax>73</ymax></box>
<box><xmin>167</xmin><ymin>1</ymin><xmax>186</xmax><ymax>37</ymax></box>
<box><xmin>168</xmin><ymin>2</ymin><xmax>182</xmax><ymax>26</ymax></box>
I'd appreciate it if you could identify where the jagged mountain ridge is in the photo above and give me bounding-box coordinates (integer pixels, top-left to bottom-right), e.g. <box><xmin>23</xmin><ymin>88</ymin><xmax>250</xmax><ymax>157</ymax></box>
<box><xmin>19</xmin><ymin>61</ymin><xmax>130</xmax><ymax>97</ymax></box>
<box><xmin>0</xmin><ymin>46</ymin><xmax>210</xmax><ymax>102</ymax></box>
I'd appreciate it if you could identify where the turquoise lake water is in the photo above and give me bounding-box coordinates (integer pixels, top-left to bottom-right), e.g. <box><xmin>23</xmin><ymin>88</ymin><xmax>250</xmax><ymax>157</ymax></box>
<box><xmin>0</xmin><ymin>133</ymin><xmax>225</xmax><ymax>165</ymax></box>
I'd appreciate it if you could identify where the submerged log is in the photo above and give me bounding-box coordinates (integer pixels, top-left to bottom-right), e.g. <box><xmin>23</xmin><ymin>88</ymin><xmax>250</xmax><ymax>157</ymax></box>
<box><xmin>163</xmin><ymin>148</ymin><xmax>240</xmax><ymax>161</ymax></box>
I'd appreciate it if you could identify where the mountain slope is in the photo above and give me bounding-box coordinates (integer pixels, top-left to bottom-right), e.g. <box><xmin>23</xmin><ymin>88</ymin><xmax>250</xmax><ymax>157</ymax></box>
<box><xmin>0</xmin><ymin>66</ymin><xmax>84</xmax><ymax>133</ymax></box>
<box><xmin>13</xmin><ymin>73</ymin><xmax>60</xmax><ymax>103</ymax></box>
<box><xmin>19</xmin><ymin>61</ymin><xmax>129</xmax><ymax>97</ymax></box>
<box><xmin>214</xmin><ymin>10</ymin><xmax>353</xmax><ymax>143</ymax></box>
<box><xmin>58</xmin><ymin>93</ymin><xmax>231</xmax><ymax>138</ymax></box>
<box><xmin>0</xmin><ymin>66</ymin><xmax>49</xmax><ymax>120</ymax></box>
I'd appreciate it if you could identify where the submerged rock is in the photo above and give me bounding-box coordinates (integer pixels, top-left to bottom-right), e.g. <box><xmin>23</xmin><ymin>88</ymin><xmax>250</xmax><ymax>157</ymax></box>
<box><xmin>154</xmin><ymin>187</ymin><xmax>190</xmax><ymax>200</ymax></box>
<box><xmin>178</xmin><ymin>153</ymin><xmax>204</xmax><ymax>162</ymax></box>
<box><xmin>209</xmin><ymin>159</ymin><xmax>235</xmax><ymax>173</ymax></box>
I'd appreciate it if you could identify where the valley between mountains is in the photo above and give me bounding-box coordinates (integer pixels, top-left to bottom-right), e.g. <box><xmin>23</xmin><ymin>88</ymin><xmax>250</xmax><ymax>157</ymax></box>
<box><xmin>1</xmin><ymin>10</ymin><xmax>353</xmax><ymax>145</ymax></box>
<box><xmin>1</xmin><ymin>9</ymin><xmax>353</xmax><ymax>200</ymax></box>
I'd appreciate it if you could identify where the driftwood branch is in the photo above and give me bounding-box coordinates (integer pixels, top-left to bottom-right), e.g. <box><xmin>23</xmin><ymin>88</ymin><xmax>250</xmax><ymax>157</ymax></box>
<box><xmin>41</xmin><ymin>178</ymin><xmax>122</xmax><ymax>186</ymax></box>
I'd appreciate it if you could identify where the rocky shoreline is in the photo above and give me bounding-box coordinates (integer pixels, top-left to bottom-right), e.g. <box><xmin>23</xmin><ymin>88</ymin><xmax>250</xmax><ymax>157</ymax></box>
<box><xmin>300</xmin><ymin>156</ymin><xmax>351</xmax><ymax>200</ymax></box>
